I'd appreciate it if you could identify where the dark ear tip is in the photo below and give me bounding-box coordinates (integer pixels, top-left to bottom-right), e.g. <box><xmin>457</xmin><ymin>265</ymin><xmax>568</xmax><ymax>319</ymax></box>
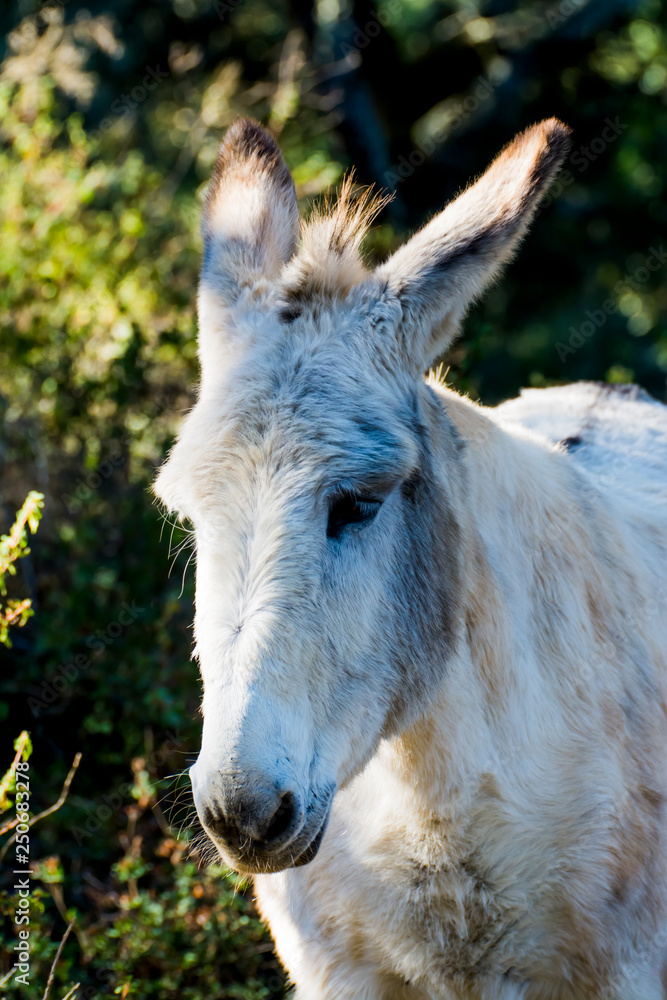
<box><xmin>521</xmin><ymin>118</ymin><xmax>572</xmax><ymax>187</ymax></box>
<box><xmin>204</xmin><ymin>118</ymin><xmax>294</xmax><ymax>233</ymax></box>
<box><xmin>532</xmin><ymin>118</ymin><xmax>573</xmax><ymax>169</ymax></box>
<box><xmin>221</xmin><ymin>117</ymin><xmax>282</xmax><ymax>164</ymax></box>
<box><xmin>539</xmin><ymin>117</ymin><xmax>573</xmax><ymax>152</ymax></box>
<box><xmin>208</xmin><ymin>117</ymin><xmax>290</xmax><ymax>197</ymax></box>
<box><xmin>539</xmin><ymin>116</ymin><xmax>572</xmax><ymax>136</ymax></box>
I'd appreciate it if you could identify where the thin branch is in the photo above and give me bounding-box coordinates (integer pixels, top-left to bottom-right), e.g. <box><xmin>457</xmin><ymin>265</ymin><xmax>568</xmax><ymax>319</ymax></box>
<box><xmin>42</xmin><ymin>919</ymin><xmax>75</xmax><ymax>1000</ymax></box>
<box><xmin>0</xmin><ymin>815</ymin><xmax>18</xmax><ymax>837</ymax></box>
<box><xmin>60</xmin><ymin>984</ymin><xmax>80</xmax><ymax>1000</ymax></box>
<box><xmin>47</xmin><ymin>881</ymin><xmax>88</xmax><ymax>956</ymax></box>
<box><xmin>0</xmin><ymin>753</ymin><xmax>81</xmax><ymax>860</ymax></box>
<box><xmin>0</xmin><ymin>492</ymin><xmax>43</xmax><ymax>576</ymax></box>
<box><xmin>5</xmin><ymin>599</ymin><xmax>32</xmax><ymax>624</ymax></box>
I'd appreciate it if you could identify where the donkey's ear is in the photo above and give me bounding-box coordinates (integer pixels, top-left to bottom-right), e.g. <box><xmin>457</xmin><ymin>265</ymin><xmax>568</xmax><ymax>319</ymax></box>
<box><xmin>201</xmin><ymin>118</ymin><xmax>299</xmax><ymax>296</ymax></box>
<box><xmin>376</xmin><ymin>119</ymin><xmax>571</xmax><ymax>369</ymax></box>
<box><xmin>198</xmin><ymin>119</ymin><xmax>299</xmax><ymax>385</ymax></box>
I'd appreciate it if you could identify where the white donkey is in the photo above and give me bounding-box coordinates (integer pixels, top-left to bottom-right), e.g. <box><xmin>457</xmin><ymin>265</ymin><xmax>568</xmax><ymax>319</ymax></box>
<box><xmin>154</xmin><ymin>117</ymin><xmax>667</xmax><ymax>999</ymax></box>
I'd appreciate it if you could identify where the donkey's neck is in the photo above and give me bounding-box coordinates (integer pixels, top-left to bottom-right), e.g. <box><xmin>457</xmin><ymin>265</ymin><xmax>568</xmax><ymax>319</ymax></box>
<box><xmin>383</xmin><ymin>384</ymin><xmax>618</xmax><ymax>814</ymax></box>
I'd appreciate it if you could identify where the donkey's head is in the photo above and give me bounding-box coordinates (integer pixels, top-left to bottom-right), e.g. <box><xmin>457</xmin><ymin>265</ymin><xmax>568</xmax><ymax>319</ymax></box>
<box><xmin>154</xmin><ymin>117</ymin><xmax>570</xmax><ymax>874</ymax></box>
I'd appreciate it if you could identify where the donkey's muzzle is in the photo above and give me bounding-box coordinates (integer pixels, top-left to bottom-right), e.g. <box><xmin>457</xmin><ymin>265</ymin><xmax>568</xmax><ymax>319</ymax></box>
<box><xmin>191</xmin><ymin>765</ymin><xmax>334</xmax><ymax>874</ymax></box>
<box><xmin>204</xmin><ymin>788</ymin><xmax>300</xmax><ymax>854</ymax></box>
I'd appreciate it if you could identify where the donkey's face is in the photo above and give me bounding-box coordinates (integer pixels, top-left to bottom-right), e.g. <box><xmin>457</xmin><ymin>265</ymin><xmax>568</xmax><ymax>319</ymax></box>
<box><xmin>155</xmin><ymin>118</ymin><xmax>569</xmax><ymax>874</ymax></box>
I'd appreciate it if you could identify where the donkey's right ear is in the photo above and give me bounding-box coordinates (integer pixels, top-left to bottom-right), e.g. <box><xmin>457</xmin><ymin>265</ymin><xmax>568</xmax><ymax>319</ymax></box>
<box><xmin>200</xmin><ymin>118</ymin><xmax>299</xmax><ymax>299</ymax></box>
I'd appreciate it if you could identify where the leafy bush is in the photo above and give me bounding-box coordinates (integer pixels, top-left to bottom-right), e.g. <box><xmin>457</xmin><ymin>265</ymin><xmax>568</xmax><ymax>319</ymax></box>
<box><xmin>0</xmin><ymin>747</ymin><xmax>283</xmax><ymax>998</ymax></box>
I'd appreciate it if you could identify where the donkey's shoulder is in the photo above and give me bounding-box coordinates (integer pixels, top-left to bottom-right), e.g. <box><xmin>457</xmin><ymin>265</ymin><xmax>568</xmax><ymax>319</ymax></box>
<box><xmin>494</xmin><ymin>381</ymin><xmax>667</xmax><ymax>489</ymax></box>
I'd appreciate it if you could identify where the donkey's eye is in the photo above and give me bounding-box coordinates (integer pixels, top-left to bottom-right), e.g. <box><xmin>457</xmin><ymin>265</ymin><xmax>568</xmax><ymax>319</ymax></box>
<box><xmin>327</xmin><ymin>492</ymin><xmax>382</xmax><ymax>540</ymax></box>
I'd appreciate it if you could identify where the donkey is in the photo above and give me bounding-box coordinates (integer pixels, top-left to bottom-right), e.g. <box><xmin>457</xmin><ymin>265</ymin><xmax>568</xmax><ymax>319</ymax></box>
<box><xmin>154</xmin><ymin>117</ymin><xmax>667</xmax><ymax>999</ymax></box>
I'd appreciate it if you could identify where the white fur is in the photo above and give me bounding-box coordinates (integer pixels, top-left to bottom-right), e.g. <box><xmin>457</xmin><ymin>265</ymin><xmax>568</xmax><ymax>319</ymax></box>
<box><xmin>255</xmin><ymin>380</ymin><xmax>667</xmax><ymax>999</ymax></box>
<box><xmin>154</xmin><ymin>118</ymin><xmax>667</xmax><ymax>999</ymax></box>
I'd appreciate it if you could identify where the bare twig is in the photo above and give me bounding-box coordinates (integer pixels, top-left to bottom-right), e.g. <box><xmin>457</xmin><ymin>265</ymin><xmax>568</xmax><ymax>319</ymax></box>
<box><xmin>61</xmin><ymin>984</ymin><xmax>80</xmax><ymax>1000</ymax></box>
<box><xmin>0</xmin><ymin>753</ymin><xmax>82</xmax><ymax>861</ymax></box>
<box><xmin>5</xmin><ymin>598</ymin><xmax>32</xmax><ymax>624</ymax></box>
<box><xmin>42</xmin><ymin>919</ymin><xmax>75</xmax><ymax>1000</ymax></box>
<box><xmin>47</xmin><ymin>882</ymin><xmax>88</xmax><ymax>955</ymax></box>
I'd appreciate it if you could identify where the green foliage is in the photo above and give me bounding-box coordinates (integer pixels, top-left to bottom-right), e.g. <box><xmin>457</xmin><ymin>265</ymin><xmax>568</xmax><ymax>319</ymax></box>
<box><xmin>0</xmin><ymin>493</ymin><xmax>43</xmax><ymax>646</ymax></box>
<box><xmin>0</xmin><ymin>747</ymin><xmax>282</xmax><ymax>998</ymax></box>
<box><xmin>0</xmin><ymin>827</ymin><xmax>281</xmax><ymax>1000</ymax></box>
<box><xmin>0</xmin><ymin>0</ymin><xmax>666</xmax><ymax>996</ymax></box>
<box><xmin>0</xmin><ymin>731</ymin><xmax>32</xmax><ymax>813</ymax></box>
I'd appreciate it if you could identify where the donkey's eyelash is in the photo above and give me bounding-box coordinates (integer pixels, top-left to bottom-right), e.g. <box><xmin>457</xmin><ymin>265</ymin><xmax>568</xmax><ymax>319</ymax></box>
<box><xmin>326</xmin><ymin>492</ymin><xmax>382</xmax><ymax>540</ymax></box>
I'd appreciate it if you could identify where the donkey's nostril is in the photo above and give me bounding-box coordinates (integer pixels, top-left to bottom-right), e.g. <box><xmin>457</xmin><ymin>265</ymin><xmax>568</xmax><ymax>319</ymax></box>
<box><xmin>203</xmin><ymin>806</ymin><xmax>234</xmax><ymax>843</ymax></box>
<box><xmin>264</xmin><ymin>791</ymin><xmax>296</xmax><ymax>845</ymax></box>
<box><xmin>197</xmin><ymin>787</ymin><xmax>300</xmax><ymax>856</ymax></box>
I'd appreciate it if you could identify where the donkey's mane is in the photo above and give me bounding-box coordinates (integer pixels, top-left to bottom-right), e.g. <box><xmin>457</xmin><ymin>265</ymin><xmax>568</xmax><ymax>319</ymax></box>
<box><xmin>282</xmin><ymin>175</ymin><xmax>391</xmax><ymax>303</ymax></box>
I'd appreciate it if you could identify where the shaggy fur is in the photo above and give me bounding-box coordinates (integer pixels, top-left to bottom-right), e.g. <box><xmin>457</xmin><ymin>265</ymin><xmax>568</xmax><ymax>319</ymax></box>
<box><xmin>154</xmin><ymin>117</ymin><xmax>667</xmax><ymax>999</ymax></box>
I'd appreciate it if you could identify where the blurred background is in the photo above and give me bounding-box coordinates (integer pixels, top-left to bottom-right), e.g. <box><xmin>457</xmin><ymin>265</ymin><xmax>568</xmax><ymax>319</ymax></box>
<box><xmin>1</xmin><ymin>0</ymin><xmax>666</xmax><ymax>996</ymax></box>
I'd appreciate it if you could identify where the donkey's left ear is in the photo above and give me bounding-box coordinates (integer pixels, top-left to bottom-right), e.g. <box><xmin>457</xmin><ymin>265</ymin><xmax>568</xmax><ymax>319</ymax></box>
<box><xmin>376</xmin><ymin>119</ymin><xmax>571</xmax><ymax>369</ymax></box>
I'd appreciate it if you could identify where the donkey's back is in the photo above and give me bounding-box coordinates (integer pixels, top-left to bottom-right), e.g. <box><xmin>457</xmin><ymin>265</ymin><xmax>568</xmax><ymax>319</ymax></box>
<box><xmin>497</xmin><ymin>381</ymin><xmax>667</xmax><ymax>504</ymax></box>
